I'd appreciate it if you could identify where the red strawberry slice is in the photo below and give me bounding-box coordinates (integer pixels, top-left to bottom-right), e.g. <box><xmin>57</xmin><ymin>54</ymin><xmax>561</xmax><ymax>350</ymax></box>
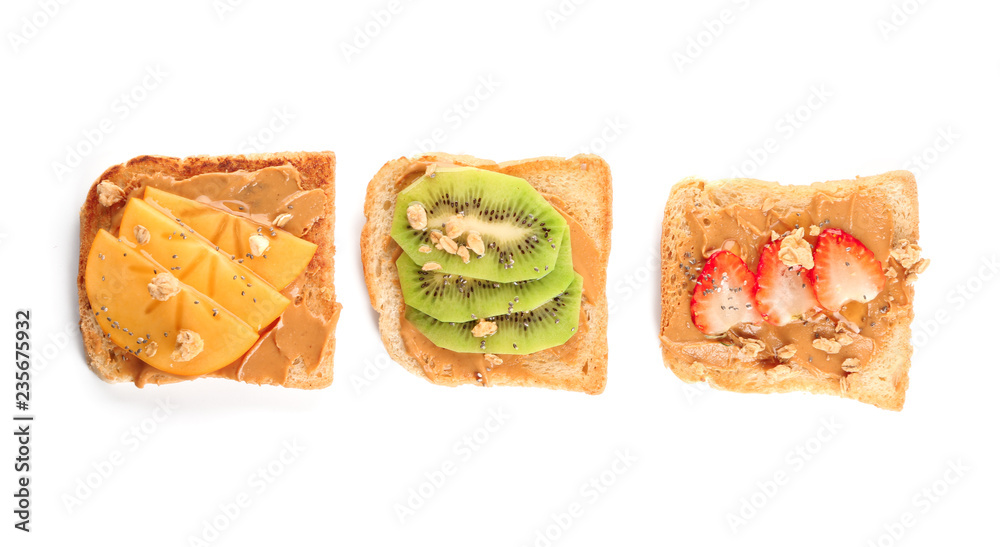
<box><xmin>690</xmin><ymin>250</ymin><xmax>761</xmax><ymax>335</ymax></box>
<box><xmin>812</xmin><ymin>228</ymin><xmax>886</xmax><ymax>311</ymax></box>
<box><xmin>755</xmin><ymin>239</ymin><xmax>820</xmax><ymax>326</ymax></box>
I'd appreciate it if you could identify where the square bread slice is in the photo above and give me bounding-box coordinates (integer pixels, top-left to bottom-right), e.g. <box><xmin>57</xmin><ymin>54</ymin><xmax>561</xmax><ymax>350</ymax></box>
<box><xmin>361</xmin><ymin>153</ymin><xmax>612</xmax><ymax>394</ymax></box>
<box><xmin>77</xmin><ymin>152</ymin><xmax>339</xmax><ymax>389</ymax></box>
<box><xmin>660</xmin><ymin>171</ymin><xmax>923</xmax><ymax>410</ymax></box>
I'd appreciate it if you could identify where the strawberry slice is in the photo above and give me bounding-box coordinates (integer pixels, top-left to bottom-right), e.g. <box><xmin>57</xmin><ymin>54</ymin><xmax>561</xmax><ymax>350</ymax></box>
<box><xmin>690</xmin><ymin>250</ymin><xmax>761</xmax><ymax>335</ymax></box>
<box><xmin>812</xmin><ymin>228</ymin><xmax>886</xmax><ymax>311</ymax></box>
<box><xmin>755</xmin><ymin>239</ymin><xmax>820</xmax><ymax>325</ymax></box>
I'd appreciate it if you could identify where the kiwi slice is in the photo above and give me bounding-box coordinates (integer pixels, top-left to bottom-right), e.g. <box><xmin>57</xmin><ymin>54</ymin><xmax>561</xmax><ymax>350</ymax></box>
<box><xmin>391</xmin><ymin>167</ymin><xmax>568</xmax><ymax>283</ymax></box>
<box><xmin>404</xmin><ymin>274</ymin><xmax>583</xmax><ymax>355</ymax></box>
<box><xmin>397</xmin><ymin>230</ymin><xmax>575</xmax><ymax>323</ymax></box>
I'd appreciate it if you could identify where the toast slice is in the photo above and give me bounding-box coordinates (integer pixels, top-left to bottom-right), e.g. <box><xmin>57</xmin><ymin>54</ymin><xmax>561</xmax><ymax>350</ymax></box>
<box><xmin>362</xmin><ymin>153</ymin><xmax>612</xmax><ymax>394</ymax></box>
<box><xmin>660</xmin><ymin>171</ymin><xmax>923</xmax><ymax>410</ymax></box>
<box><xmin>77</xmin><ymin>152</ymin><xmax>340</xmax><ymax>389</ymax></box>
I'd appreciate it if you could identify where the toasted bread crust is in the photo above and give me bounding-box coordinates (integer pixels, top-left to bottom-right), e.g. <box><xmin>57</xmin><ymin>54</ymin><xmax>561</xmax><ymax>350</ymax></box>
<box><xmin>361</xmin><ymin>153</ymin><xmax>612</xmax><ymax>394</ymax></box>
<box><xmin>660</xmin><ymin>171</ymin><xmax>919</xmax><ymax>410</ymax></box>
<box><xmin>78</xmin><ymin>152</ymin><xmax>338</xmax><ymax>389</ymax></box>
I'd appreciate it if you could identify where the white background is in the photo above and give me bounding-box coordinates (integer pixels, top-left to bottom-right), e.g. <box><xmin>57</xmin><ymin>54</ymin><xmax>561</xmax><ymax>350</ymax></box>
<box><xmin>2</xmin><ymin>0</ymin><xmax>998</xmax><ymax>545</ymax></box>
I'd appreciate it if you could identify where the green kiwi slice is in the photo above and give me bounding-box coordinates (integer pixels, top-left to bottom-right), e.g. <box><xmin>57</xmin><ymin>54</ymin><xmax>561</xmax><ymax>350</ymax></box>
<box><xmin>404</xmin><ymin>274</ymin><xmax>583</xmax><ymax>355</ymax></box>
<box><xmin>391</xmin><ymin>166</ymin><xmax>568</xmax><ymax>283</ymax></box>
<box><xmin>397</xmin><ymin>230</ymin><xmax>575</xmax><ymax>323</ymax></box>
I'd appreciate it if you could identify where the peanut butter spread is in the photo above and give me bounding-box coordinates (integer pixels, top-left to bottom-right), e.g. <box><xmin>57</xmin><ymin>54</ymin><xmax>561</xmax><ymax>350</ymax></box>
<box><xmin>104</xmin><ymin>166</ymin><xmax>338</xmax><ymax>387</ymax></box>
<box><xmin>117</xmin><ymin>166</ymin><xmax>325</xmax><ymax>237</ymax></box>
<box><xmin>661</xmin><ymin>193</ymin><xmax>914</xmax><ymax>380</ymax></box>
<box><xmin>235</xmin><ymin>295</ymin><xmax>335</xmax><ymax>386</ymax></box>
<box><xmin>395</xmin><ymin>163</ymin><xmax>601</xmax><ymax>386</ymax></box>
